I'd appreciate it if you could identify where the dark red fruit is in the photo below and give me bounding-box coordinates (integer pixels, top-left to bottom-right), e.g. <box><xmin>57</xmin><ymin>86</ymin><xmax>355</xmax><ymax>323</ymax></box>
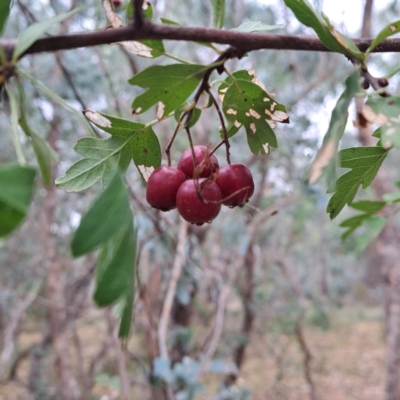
<box><xmin>177</xmin><ymin>146</ymin><xmax>219</xmax><ymax>178</ymax></box>
<box><xmin>112</xmin><ymin>0</ymin><xmax>122</xmax><ymax>7</ymax></box>
<box><xmin>146</xmin><ymin>167</ymin><xmax>187</xmax><ymax>211</ymax></box>
<box><xmin>176</xmin><ymin>179</ymin><xmax>221</xmax><ymax>225</ymax></box>
<box><xmin>216</xmin><ymin>163</ymin><xmax>254</xmax><ymax>207</ymax></box>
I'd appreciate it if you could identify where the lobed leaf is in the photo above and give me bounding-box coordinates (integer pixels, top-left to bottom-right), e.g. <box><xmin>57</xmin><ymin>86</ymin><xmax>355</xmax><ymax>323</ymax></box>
<box><xmin>56</xmin><ymin>113</ymin><xmax>161</xmax><ymax>190</ymax></box>
<box><xmin>0</xmin><ymin>165</ymin><xmax>36</xmax><ymax>237</ymax></box>
<box><xmin>219</xmin><ymin>70</ymin><xmax>288</xmax><ymax>155</ymax></box>
<box><xmin>129</xmin><ymin>64</ymin><xmax>207</xmax><ymax>118</ymax></box>
<box><xmin>327</xmin><ymin>146</ymin><xmax>389</xmax><ymax>219</ymax></box>
<box><xmin>309</xmin><ymin>71</ymin><xmax>359</xmax><ymax>190</ymax></box>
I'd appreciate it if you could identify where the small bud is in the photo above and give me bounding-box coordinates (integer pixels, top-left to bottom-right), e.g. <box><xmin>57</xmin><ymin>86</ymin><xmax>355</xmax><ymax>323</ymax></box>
<box><xmin>378</xmin><ymin>78</ymin><xmax>389</xmax><ymax>87</ymax></box>
<box><xmin>362</xmin><ymin>80</ymin><xmax>370</xmax><ymax>90</ymax></box>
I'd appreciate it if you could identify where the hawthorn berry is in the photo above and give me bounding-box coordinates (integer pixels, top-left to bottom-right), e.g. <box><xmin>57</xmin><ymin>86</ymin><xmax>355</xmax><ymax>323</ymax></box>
<box><xmin>146</xmin><ymin>166</ymin><xmax>186</xmax><ymax>211</ymax></box>
<box><xmin>177</xmin><ymin>145</ymin><xmax>219</xmax><ymax>178</ymax></box>
<box><xmin>176</xmin><ymin>179</ymin><xmax>221</xmax><ymax>225</ymax></box>
<box><xmin>216</xmin><ymin>163</ymin><xmax>254</xmax><ymax>207</ymax></box>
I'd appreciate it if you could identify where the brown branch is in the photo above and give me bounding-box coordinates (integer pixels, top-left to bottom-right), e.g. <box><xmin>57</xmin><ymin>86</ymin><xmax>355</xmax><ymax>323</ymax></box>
<box><xmin>3</xmin><ymin>21</ymin><xmax>400</xmax><ymax>59</ymax></box>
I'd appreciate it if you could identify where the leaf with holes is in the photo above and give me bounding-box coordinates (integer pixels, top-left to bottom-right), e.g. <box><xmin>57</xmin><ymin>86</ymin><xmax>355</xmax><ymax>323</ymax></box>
<box><xmin>220</xmin><ymin>76</ymin><xmax>288</xmax><ymax>155</ymax></box>
<box><xmin>85</xmin><ymin>112</ymin><xmax>161</xmax><ymax>182</ymax></box>
<box><xmin>129</xmin><ymin>64</ymin><xmax>207</xmax><ymax>118</ymax></box>
<box><xmin>131</xmin><ymin>127</ymin><xmax>161</xmax><ymax>182</ymax></box>
<box><xmin>327</xmin><ymin>147</ymin><xmax>390</xmax><ymax>219</ymax></box>
<box><xmin>0</xmin><ymin>165</ymin><xmax>36</xmax><ymax>237</ymax></box>
<box><xmin>309</xmin><ymin>71</ymin><xmax>359</xmax><ymax>190</ymax></box>
<box><xmin>366</xmin><ymin>20</ymin><xmax>400</xmax><ymax>56</ymax></box>
<box><xmin>365</xmin><ymin>97</ymin><xmax>400</xmax><ymax>148</ymax></box>
<box><xmin>283</xmin><ymin>0</ymin><xmax>365</xmax><ymax>61</ymax></box>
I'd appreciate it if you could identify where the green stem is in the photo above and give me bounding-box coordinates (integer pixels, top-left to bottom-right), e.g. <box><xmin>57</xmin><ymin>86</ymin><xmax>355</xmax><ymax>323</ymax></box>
<box><xmin>5</xmin><ymin>82</ymin><xmax>26</xmax><ymax>165</ymax></box>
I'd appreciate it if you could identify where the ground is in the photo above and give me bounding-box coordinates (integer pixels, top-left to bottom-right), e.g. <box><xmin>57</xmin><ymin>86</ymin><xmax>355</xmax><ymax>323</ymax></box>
<box><xmin>0</xmin><ymin>307</ymin><xmax>386</xmax><ymax>400</ymax></box>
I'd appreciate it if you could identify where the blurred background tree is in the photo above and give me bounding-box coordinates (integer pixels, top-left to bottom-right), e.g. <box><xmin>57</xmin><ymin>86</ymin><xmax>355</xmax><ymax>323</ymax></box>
<box><xmin>1</xmin><ymin>0</ymin><xmax>400</xmax><ymax>399</ymax></box>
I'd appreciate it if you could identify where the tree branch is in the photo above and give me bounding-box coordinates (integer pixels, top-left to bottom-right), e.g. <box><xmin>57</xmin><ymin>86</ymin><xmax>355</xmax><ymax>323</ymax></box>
<box><xmin>2</xmin><ymin>21</ymin><xmax>400</xmax><ymax>59</ymax></box>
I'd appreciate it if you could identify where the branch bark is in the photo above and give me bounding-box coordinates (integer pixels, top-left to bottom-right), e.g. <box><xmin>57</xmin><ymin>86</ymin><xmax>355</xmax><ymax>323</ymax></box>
<box><xmin>2</xmin><ymin>21</ymin><xmax>400</xmax><ymax>59</ymax></box>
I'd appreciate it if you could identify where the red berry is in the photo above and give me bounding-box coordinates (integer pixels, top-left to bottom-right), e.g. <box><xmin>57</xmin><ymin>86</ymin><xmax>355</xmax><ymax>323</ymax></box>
<box><xmin>177</xmin><ymin>146</ymin><xmax>219</xmax><ymax>178</ymax></box>
<box><xmin>113</xmin><ymin>0</ymin><xmax>122</xmax><ymax>7</ymax></box>
<box><xmin>176</xmin><ymin>179</ymin><xmax>221</xmax><ymax>225</ymax></box>
<box><xmin>216</xmin><ymin>163</ymin><xmax>254</xmax><ymax>207</ymax></box>
<box><xmin>146</xmin><ymin>167</ymin><xmax>186</xmax><ymax>211</ymax></box>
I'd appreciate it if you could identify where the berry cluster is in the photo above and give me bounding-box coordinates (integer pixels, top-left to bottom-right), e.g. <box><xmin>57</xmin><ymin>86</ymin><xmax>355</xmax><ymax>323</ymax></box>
<box><xmin>146</xmin><ymin>146</ymin><xmax>254</xmax><ymax>225</ymax></box>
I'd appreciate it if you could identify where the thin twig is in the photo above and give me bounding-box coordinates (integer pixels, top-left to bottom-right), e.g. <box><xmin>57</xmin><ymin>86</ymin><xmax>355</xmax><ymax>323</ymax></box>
<box><xmin>207</xmin><ymin>88</ymin><xmax>230</xmax><ymax>164</ymax></box>
<box><xmin>158</xmin><ymin>218</ymin><xmax>188</xmax><ymax>360</ymax></box>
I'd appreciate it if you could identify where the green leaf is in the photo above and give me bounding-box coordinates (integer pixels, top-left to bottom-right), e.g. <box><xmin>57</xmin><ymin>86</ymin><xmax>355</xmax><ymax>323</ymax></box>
<box><xmin>350</xmin><ymin>200</ymin><xmax>386</xmax><ymax>213</ymax></box>
<box><xmin>340</xmin><ymin>214</ymin><xmax>369</xmax><ymax>240</ymax></box>
<box><xmin>309</xmin><ymin>71</ymin><xmax>360</xmax><ymax>190</ymax></box>
<box><xmin>0</xmin><ymin>165</ymin><xmax>36</xmax><ymax>237</ymax></box>
<box><xmin>220</xmin><ymin>71</ymin><xmax>289</xmax><ymax>155</ymax></box>
<box><xmin>210</xmin><ymin>0</ymin><xmax>225</xmax><ymax>28</ymax></box>
<box><xmin>366</xmin><ymin>97</ymin><xmax>400</xmax><ymax>148</ymax></box>
<box><xmin>0</xmin><ymin>0</ymin><xmax>12</xmax><ymax>36</ymax></box>
<box><xmin>56</xmin><ymin>112</ymin><xmax>162</xmax><ymax>190</ymax></box>
<box><xmin>94</xmin><ymin>218</ymin><xmax>136</xmax><ymax>307</ymax></box>
<box><xmin>71</xmin><ymin>173</ymin><xmax>131</xmax><ymax>257</ymax></box>
<box><xmin>174</xmin><ymin>106</ymin><xmax>202</xmax><ymax>128</ymax></box>
<box><xmin>131</xmin><ymin>127</ymin><xmax>161</xmax><ymax>182</ymax></box>
<box><xmin>85</xmin><ymin>112</ymin><xmax>162</xmax><ymax>181</ymax></box>
<box><xmin>19</xmin><ymin>71</ymin><xmax>96</xmax><ymax>137</ymax></box>
<box><xmin>382</xmin><ymin>192</ymin><xmax>400</xmax><ymax>203</ymax></box>
<box><xmin>118</xmin><ymin>230</ymin><xmax>137</xmax><ymax>338</ymax></box>
<box><xmin>354</xmin><ymin>216</ymin><xmax>387</xmax><ymax>254</ymax></box>
<box><xmin>139</xmin><ymin>39</ymin><xmax>165</xmax><ymax>58</ymax></box>
<box><xmin>12</xmin><ymin>8</ymin><xmax>82</xmax><ymax>61</ymax></box>
<box><xmin>19</xmin><ymin>113</ymin><xmax>58</xmax><ymax>186</ymax></box>
<box><xmin>71</xmin><ymin>172</ymin><xmax>136</xmax><ymax>337</ymax></box>
<box><xmin>366</xmin><ymin>20</ymin><xmax>400</xmax><ymax>56</ymax></box>
<box><xmin>327</xmin><ymin>146</ymin><xmax>390</xmax><ymax>219</ymax></box>
<box><xmin>232</xmin><ymin>21</ymin><xmax>284</xmax><ymax>32</ymax></box>
<box><xmin>283</xmin><ymin>0</ymin><xmax>365</xmax><ymax>61</ymax></box>
<box><xmin>129</xmin><ymin>64</ymin><xmax>207</xmax><ymax>118</ymax></box>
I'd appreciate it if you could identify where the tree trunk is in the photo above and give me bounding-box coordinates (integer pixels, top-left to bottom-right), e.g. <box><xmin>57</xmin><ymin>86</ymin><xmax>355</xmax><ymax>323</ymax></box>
<box><xmin>41</xmin><ymin>118</ymin><xmax>80</xmax><ymax>400</ymax></box>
